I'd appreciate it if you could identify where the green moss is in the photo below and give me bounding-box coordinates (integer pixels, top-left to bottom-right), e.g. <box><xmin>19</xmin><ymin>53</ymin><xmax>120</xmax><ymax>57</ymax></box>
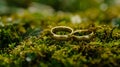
<box><xmin>55</xmin><ymin>31</ymin><xmax>70</xmax><ymax>35</ymax></box>
<box><xmin>73</xmin><ymin>31</ymin><xmax>91</xmax><ymax>36</ymax></box>
<box><xmin>1</xmin><ymin>6</ymin><xmax>120</xmax><ymax>67</ymax></box>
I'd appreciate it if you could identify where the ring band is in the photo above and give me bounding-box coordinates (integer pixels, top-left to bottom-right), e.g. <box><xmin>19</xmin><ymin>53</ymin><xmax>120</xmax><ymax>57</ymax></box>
<box><xmin>72</xmin><ymin>30</ymin><xmax>94</xmax><ymax>40</ymax></box>
<box><xmin>51</xmin><ymin>26</ymin><xmax>73</xmax><ymax>40</ymax></box>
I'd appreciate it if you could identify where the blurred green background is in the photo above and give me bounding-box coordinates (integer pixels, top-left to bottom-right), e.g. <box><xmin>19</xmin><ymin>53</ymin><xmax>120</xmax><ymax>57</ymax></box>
<box><xmin>1</xmin><ymin>0</ymin><xmax>120</xmax><ymax>27</ymax></box>
<box><xmin>0</xmin><ymin>0</ymin><xmax>118</xmax><ymax>15</ymax></box>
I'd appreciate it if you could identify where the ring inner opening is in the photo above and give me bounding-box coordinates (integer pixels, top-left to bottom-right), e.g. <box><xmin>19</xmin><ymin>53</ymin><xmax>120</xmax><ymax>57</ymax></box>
<box><xmin>53</xmin><ymin>27</ymin><xmax>72</xmax><ymax>35</ymax></box>
<box><xmin>73</xmin><ymin>31</ymin><xmax>92</xmax><ymax>36</ymax></box>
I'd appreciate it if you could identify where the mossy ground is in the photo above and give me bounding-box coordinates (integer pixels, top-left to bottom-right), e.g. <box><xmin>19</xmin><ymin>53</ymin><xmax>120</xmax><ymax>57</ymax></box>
<box><xmin>0</xmin><ymin>7</ymin><xmax>120</xmax><ymax>67</ymax></box>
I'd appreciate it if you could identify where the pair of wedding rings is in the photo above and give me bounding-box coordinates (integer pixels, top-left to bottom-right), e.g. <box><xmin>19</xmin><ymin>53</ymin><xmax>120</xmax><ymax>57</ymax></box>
<box><xmin>51</xmin><ymin>26</ymin><xmax>94</xmax><ymax>40</ymax></box>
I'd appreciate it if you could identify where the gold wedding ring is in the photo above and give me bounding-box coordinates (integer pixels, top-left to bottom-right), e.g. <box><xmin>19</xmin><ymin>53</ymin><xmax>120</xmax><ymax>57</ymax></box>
<box><xmin>51</xmin><ymin>26</ymin><xmax>94</xmax><ymax>41</ymax></box>
<box><xmin>51</xmin><ymin>26</ymin><xmax>73</xmax><ymax>40</ymax></box>
<box><xmin>72</xmin><ymin>30</ymin><xmax>94</xmax><ymax>40</ymax></box>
